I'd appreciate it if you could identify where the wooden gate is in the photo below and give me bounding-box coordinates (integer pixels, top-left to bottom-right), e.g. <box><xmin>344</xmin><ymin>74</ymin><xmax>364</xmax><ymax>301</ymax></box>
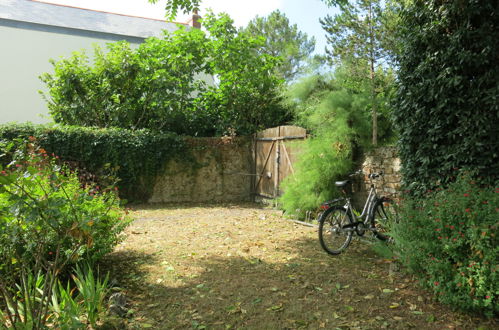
<box><xmin>254</xmin><ymin>126</ymin><xmax>307</xmax><ymax>199</ymax></box>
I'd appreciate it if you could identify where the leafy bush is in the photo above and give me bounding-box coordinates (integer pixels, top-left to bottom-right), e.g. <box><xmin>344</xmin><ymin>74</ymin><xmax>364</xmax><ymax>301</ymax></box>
<box><xmin>390</xmin><ymin>174</ymin><xmax>498</xmax><ymax>315</ymax></box>
<box><xmin>0</xmin><ymin>123</ymin><xmax>185</xmax><ymax>202</ymax></box>
<box><xmin>0</xmin><ymin>139</ymin><xmax>129</xmax><ymax>267</ymax></box>
<box><xmin>0</xmin><ymin>140</ymin><xmax>128</xmax><ymax>327</ymax></box>
<box><xmin>279</xmin><ymin>74</ymin><xmax>371</xmax><ymax>216</ymax></box>
<box><xmin>393</xmin><ymin>1</ymin><xmax>499</xmax><ymax>193</ymax></box>
<box><xmin>41</xmin><ymin>13</ymin><xmax>289</xmax><ymax>136</ymax></box>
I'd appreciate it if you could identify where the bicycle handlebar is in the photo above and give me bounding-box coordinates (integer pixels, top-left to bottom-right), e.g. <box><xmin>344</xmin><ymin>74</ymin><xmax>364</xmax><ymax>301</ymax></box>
<box><xmin>349</xmin><ymin>170</ymin><xmax>363</xmax><ymax>177</ymax></box>
<box><xmin>348</xmin><ymin>170</ymin><xmax>384</xmax><ymax>180</ymax></box>
<box><xmin>347</xmin><ymin>170</ymin><xmax>384</xmax><ymax>179</ymax></box>
<box><xmin>368</xmin><ymin>171</ymin><xmax>384</xmax><ymax>179</ymax></box>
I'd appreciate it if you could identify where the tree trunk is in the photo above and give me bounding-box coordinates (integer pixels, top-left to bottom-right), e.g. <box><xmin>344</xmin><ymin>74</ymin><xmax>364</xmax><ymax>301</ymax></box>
<box><xmin>370</xmin><ymin>57</ymin><xmax>377</xmax><ymax>146</ymax></box>
<box><xmin>368</xmin><ymin>0</ymin><xmax>378</xmax><ymax>146</ymax></box>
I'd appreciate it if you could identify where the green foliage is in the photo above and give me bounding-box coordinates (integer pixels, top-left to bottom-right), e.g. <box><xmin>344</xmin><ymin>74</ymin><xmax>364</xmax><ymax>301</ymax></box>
<box><xmin>0</xmin><ymin>123</ymin><xmax>185</xmax><ymax>202</ymax></box>
<box><xmin>148</xmin><ymin>0</ymin><xmax>201</xmax><ymax>19</ymax></box>
<box><xmin>201</xmin><ymin>13</ymin><xmax>290</xmax><ymax>135</ymax></box>
<box><xmin>334</xmin><ymin>61</ymin><xmax>397</xmax><ymax>144</ymax></box>
<box><xmin>322</xmin><ymin>0</ymin><xmax>349</xmax><ymax>8</ymax></box>
<box><xmin>389</xmin><ymin>174</ymin><xmax>498</xmax><ymax>316</ymax></box>
<box><xmin>243</xmin><ymin>10</ymin><xmax>316</xmax><ymax>82</ymax></box>
<box><xmin>393</xmin><ymin>0</ymin><xmax>499</xmax><ymax>193</ymax></box>
<box><xmin>320</xmin><ymin>0</ymin><xmax>388</xmax><ymax>64</ymax></box>
<box><xmin>320</xmin><ymin>0</ymin><xmax>398</xmax><ymax>145</ymax></box>
<box><xmin>0</xmin><ymin>264</ymin><xmax>110</xmax><ymax>328</ymax></box>
<box><xmin>0</xmin><ymin>139</ymin><xmax>129</xmax><ymax>268</ymax></box>
<box><xmin>280</xmin><ymin>75</ymin><xmax>371</xmax><ymax>217</ymax></box>
<box><xmin>41</xmin><ymin>13</ymin><xmax>288</xmax><ymax>137</ymax></box>
<box><xmin>41</xmin><ymin>32</ymin><xmax>212</xmax><ymax>135</ymax></box>
<box><xmin>0</xmin><ymin>142</ymin><xmax>127</xmax><ymax>327</ymax></box>
<box><xmin>71</xmin><ymin>264</ymin><xmax>109</xmax><ymax>327</ymax></box>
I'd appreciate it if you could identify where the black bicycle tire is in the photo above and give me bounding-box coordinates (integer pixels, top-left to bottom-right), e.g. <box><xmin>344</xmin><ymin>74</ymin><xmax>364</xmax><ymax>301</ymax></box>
<box><xmin>371</xmin><ymin>198</ymin><xmax>397</xmax><ymax>241</ymax></box>
<box><xmin>318</xmin><ymin>206</ymin><xmax>353</xmax><ymax>255</ymax></box>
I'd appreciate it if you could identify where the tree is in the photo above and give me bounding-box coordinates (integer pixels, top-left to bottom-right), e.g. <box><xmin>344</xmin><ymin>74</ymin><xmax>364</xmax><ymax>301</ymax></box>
<box><xmin>202</xmin><ymin>13</ymin><xmax>290</xmax><ymax>135</ymax></box>
<box><xmin>243</xmin><ymin>10</ymin><xmax>316</xmax><ymax>82</ymax></box>
<box><xmin>148</xmin><ymin>0</ymin><xmax>201</xmax><ymax>19</ymax></box>
<box><xmin>320</xmin><ymin>0</ymin><xmax>396</xmax><ymax>145</ymax></box>
<box><xmin>393</xmin><ymin>0</ymin><xmax>499</xmax><ymax>192</ymax></box>
<box><xmin>41</xmin><ymin>13</ymin><xmax>288</xmax><ymax>136</ymax></box>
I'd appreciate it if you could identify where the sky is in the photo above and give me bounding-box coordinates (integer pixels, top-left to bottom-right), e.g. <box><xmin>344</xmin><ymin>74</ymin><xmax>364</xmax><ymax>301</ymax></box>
<box><xmin>41</xmin><ymin>0</ymin><xmax>336</xmax><ymax>55</ymax></box>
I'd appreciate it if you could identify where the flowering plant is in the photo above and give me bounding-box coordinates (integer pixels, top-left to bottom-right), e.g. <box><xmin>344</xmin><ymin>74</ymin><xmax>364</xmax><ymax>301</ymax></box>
<box><xmin>390</xmin><ymin>173</ymin><xmax>498</xmax><ymax>316</ymax></box>
<box><xmin>0</xmin><ymin>138</ymin><xmax>130</xmax><ymax>327</ymax></box>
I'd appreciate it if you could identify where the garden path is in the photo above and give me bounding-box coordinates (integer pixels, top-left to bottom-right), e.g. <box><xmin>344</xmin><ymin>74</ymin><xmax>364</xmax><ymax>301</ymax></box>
<box><xmin>101</xmin><ymin>204</ymin><xmax>497</xmax><ymax>329</ymax></box>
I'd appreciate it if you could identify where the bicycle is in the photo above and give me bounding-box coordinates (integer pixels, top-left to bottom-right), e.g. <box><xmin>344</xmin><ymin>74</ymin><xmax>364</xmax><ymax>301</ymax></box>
<box><xmin>317</xmin><ymin>171</ymin><xmax>398</xmax><ymax>255</ymax></box>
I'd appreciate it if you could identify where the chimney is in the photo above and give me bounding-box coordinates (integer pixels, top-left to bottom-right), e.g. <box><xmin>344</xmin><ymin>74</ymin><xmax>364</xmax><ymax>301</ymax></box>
<box><xmin>188</xmin><ymin>10</ymin><xmax>201</xmax><ymax>29</ymax></box>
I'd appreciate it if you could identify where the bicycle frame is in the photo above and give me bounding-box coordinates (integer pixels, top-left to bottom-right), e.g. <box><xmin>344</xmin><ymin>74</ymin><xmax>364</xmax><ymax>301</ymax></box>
<box><xmin>318</xmin><ymin>171</ymin><xmax>393</xmax><ymax>255</ymax></box>
<box><xmin>321</xmin><ymin>181</ymin><xmax>380</xmax><ymax>234</ymax></box>
<box><xmin>347</xmin><ymin>183</ymin><xmax>378</xmax><ymax>225</ymax></box>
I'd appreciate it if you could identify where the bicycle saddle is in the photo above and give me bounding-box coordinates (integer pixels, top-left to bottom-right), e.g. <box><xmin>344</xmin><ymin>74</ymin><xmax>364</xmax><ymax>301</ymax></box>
<box><xmin>335</xmin><ymin>180</ymin><xmax>350</xmax><ymax>187</ymax></box>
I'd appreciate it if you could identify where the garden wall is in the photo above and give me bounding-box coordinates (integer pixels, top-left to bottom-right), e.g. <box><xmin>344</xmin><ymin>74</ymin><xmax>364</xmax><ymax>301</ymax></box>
<box><xmin>147</xmin><ymin>138</ymin><xmax>402</xmax><ymax>204</ymax></box>
<box><xmin>148</xmin><ymin>137</ymin><xmax>254</xmax><ymax>203</ymax></box>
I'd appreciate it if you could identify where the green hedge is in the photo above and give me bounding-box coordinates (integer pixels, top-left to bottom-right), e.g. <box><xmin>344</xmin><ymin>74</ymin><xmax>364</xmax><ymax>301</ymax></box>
<box><xmin>393</xmin><ymin>1</ymin><xmax>499</xmax><ymax>193</ymax></box>
<box><xmin>0</xmin><ymin>123</ymin><xmax>186</xmax><ymax>202</ymax></box>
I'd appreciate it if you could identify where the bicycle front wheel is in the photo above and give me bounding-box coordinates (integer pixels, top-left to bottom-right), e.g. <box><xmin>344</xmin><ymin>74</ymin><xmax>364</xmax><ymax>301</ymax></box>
<box><xmin>318</xmin><ymin>206</ymin><xmax>353</xmax><ymax>255</ymax></box>
<box><xmin>371</xmin><ymin>198</ymin><xmax>398</xmax><ymax>241</ymax></box>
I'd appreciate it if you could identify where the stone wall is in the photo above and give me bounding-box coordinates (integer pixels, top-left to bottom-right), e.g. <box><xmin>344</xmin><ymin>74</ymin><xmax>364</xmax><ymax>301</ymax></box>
<box><xmin>361</xmin><ymin>146</ymin><xmax>401</xmax><ymax>196</ymax></box>
<box><xmin>148</xmin><ymin>137</ymin><xmax>253</xmax><ymax>203</ymax></box>
<box><xmin>353</xmin><ymin>146</ymin><xmax>402</xmax><ymax>203</ymax></box>
<box><xmin>147</xmin><ymin>138</ymin><xmax>402</xmax><ymax>204</ymax></box>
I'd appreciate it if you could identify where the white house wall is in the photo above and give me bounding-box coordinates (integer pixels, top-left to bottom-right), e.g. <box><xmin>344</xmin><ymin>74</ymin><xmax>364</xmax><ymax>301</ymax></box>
<box><xmin>0</xmin><ymin>23</ymin><xmax>147</xmax><ymax>124</ymax></box>
<box><xmin>0</xmin><ymin>0</ymin><xmax>185</xmax><ymax>124</ymax></box>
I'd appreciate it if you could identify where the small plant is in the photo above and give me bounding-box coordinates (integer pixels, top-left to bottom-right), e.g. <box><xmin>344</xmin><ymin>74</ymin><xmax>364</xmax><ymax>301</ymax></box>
<box><xmin>50</xmin><ymin>279</ymin><xmax>85</xmax><ymax>328</ymax></box>
<box><xmin>49</xmin><ymin>264</ymin><xmax>110</xmax><ymax>328</ymax></box>
<box><xmin>390</xmin><ymin>173</ymin><xmax>498</xmax><ymax>316</ymax></box>
<box><xmin>72</xmin><ymin>264</ymin><xmax>109</xmax><ymax>327</ymax></box>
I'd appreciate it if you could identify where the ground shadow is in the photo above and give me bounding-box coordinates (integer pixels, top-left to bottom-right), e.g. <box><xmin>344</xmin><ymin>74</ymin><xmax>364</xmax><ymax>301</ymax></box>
<box><xmin>103</xmin><ymin>234</ymin><xmax>496</xmax><ymax>329</ymax></box>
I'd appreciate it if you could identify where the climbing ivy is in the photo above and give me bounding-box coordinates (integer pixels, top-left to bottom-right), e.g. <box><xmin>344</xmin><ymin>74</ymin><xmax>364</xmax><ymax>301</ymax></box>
<box><xmin>393</xmin><ymin>0</ymin><xmax>499</xmax><ymax>192</ymax></box>
<box><xmin>0</xmin><ymin>124</ymin><xmax>185</xmax><ymax>202</ymax></box>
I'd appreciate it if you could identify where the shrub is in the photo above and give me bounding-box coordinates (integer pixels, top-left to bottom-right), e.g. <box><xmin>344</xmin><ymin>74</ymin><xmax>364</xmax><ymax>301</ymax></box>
<box><xmin>0</xmin><ymin>139</ymin><xmax>129</xmax><ymax>268</ymax></box>
<box><xmin>0</xmin><ymin>123</ymin><xmax>185</xmax><ymax>202</ymax></box>
<box><xmin>393</xmin><ymin>1</ymin><xmax>499</xmax><ymax>193</ymax></box>
<box><xmin>390</xmin><ymin>173</ymin><xmax>498</xmax><ymax>315</ymax></box>
<box><xmin>0</xmin><ymin>140</ymin><xmax>129</xmax><ymax>327</ymax></box>
<box><xmin>279</xmin><ymin>86</ymin><xmax>370</xmax><ymax>217</ymax></box>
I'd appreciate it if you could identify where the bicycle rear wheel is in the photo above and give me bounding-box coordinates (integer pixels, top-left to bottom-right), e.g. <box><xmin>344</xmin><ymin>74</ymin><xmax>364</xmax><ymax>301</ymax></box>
<box><xmin>318</xmin><ymin>206</ymin><xmax>353</xmax><ymax>255</ymax></box>
<box><xmin>371</xmin><ymin>198</ymin><xmax>398</xmax><ymax>241</ymax></box>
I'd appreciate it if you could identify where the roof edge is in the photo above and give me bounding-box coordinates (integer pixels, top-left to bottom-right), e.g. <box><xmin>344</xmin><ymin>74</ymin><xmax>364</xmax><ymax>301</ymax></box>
<box><xmin>30</xmin><ymin>0</ymin><xmax>189</xmax><ymax>26</ymax></box>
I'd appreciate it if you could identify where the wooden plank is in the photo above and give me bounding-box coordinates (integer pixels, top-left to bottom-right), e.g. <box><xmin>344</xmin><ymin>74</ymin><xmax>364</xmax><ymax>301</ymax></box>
<box><xmin>255</xmin><ymin>140</ymin><xmax>275</xmax><ymax>191</ymax></box>
<box><xmin>256</xmin><ymin>139</ymin><xmax>277</xmax><ymax>197</ymax></box>
<box><xmin>256</xmin><ymin>126</ymin><xmax>281</xmax><ymax>139</ymax></box>
<box><xmin>280</xmin><ymin>142</ymin><xmax>295</xmax><ymax>175</ymax></box>
<box><xmin>279</xmin><ymin>125</ymin><xmax>307</xmax><ymax>138</ymax></box>
<box><xmin>274</xmin><ymin>140</ymin><xmax>280</xmax><ymax>197</ymax></box>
